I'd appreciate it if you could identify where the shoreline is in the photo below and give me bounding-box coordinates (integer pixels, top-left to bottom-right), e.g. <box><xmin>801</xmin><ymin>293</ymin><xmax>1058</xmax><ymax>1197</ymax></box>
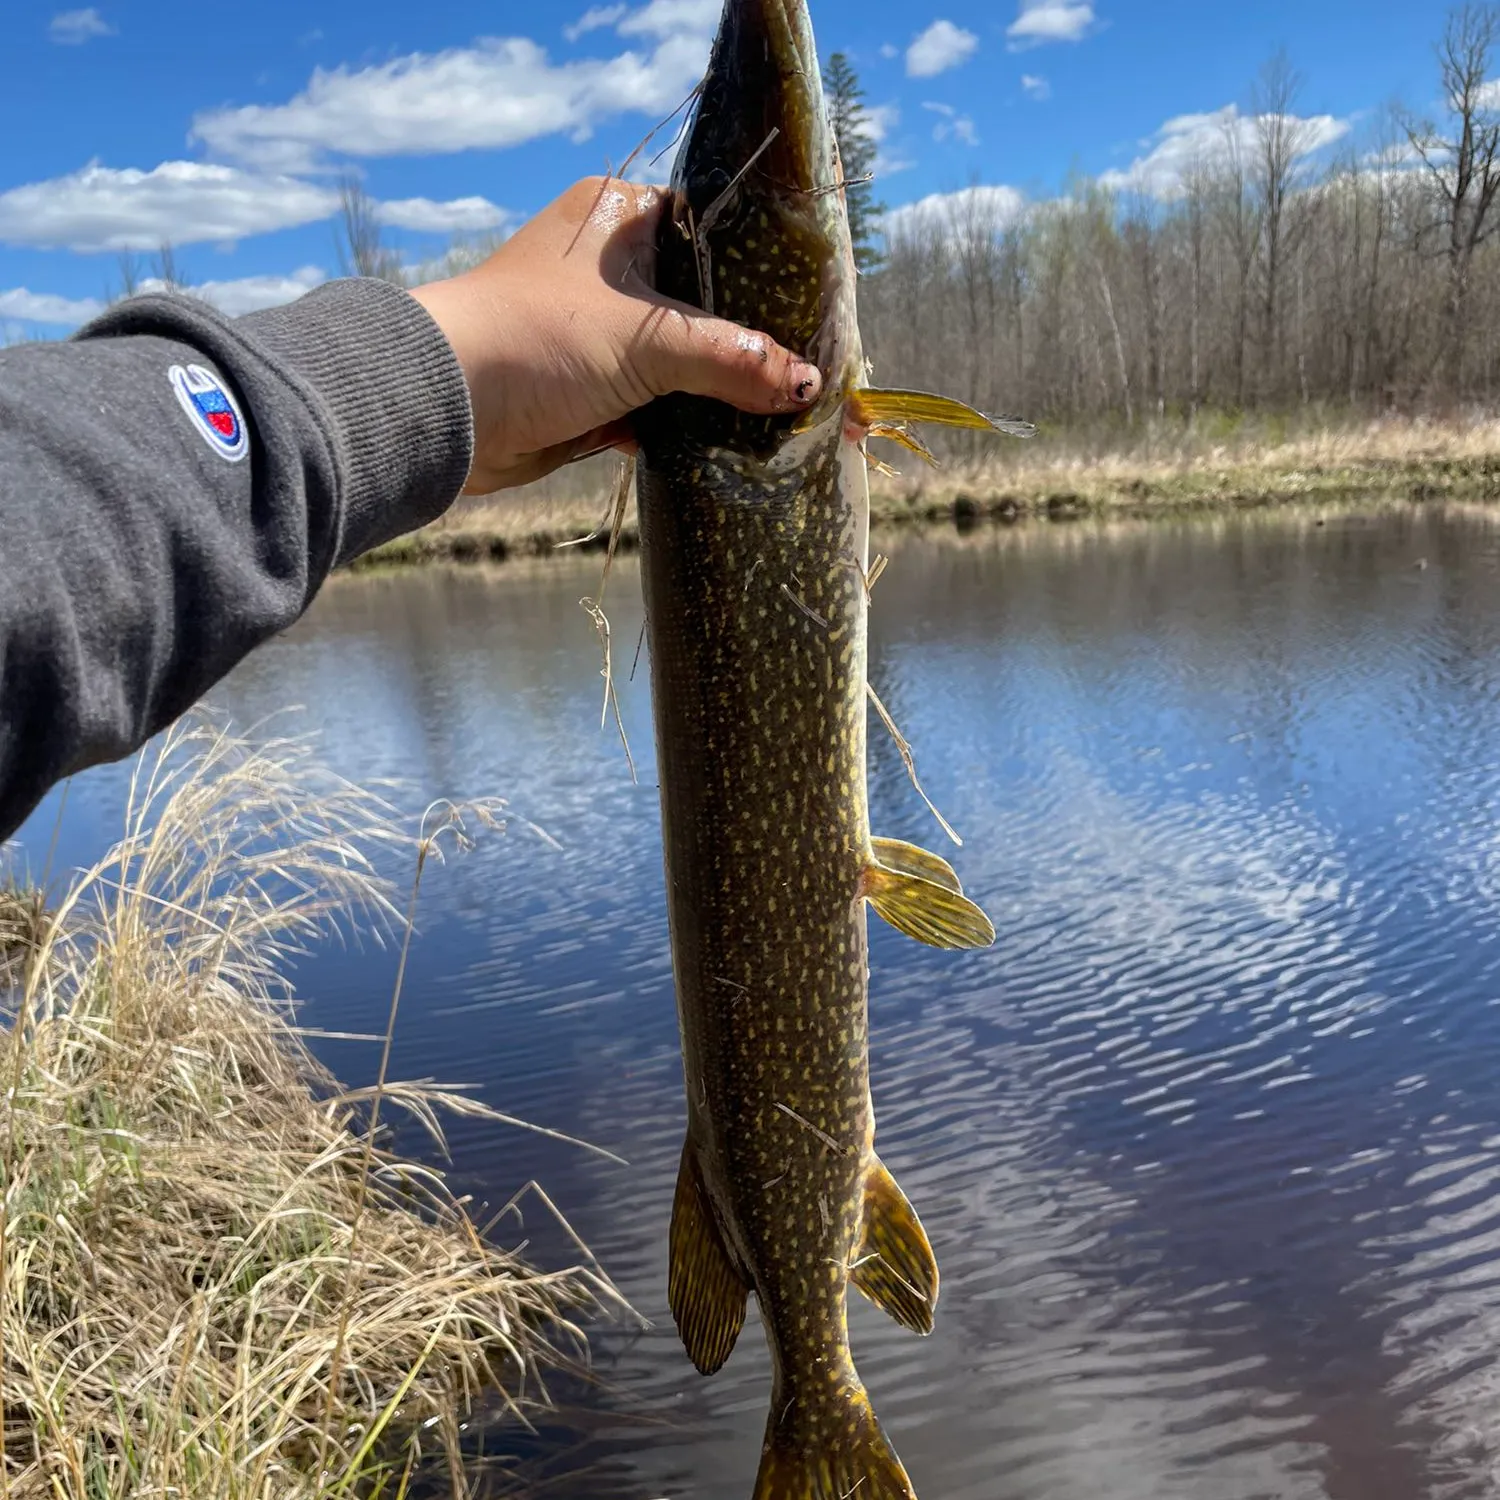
<box><xmin>352</xmin><ymin>438</ymin><xmax>1500</xmax><ymax>573</ymax></box>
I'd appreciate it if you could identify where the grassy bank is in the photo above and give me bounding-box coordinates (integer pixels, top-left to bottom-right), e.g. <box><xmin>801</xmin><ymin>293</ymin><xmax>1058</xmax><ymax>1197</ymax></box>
<box><xmin>352</xmin><ymin>412</ymin><xmax>1500</xmax><ymax>572</ymax></box>
<box><xmin>0</xmin><ymin>724</ymin><xmax>618</xmax><ymax>1499</ymax></box>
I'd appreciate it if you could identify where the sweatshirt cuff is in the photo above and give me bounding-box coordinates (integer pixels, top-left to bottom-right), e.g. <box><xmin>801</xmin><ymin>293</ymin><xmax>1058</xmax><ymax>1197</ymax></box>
<box><xmin>241</xmin><ymin>280</ymin><xmax>473</xmax><ymax>560</ymax></box>
<box><xmin>78</xmin><ymin>279</ymin><xmax>474</xmax><ymax>566</ymax></box>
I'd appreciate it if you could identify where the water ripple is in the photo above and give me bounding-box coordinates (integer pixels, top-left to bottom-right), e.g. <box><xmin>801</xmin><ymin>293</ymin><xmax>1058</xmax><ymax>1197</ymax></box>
<box><xmin>15</xmin><ymin>508</ymin><xmax>1500</xmax><ymax>1498</ymax></box>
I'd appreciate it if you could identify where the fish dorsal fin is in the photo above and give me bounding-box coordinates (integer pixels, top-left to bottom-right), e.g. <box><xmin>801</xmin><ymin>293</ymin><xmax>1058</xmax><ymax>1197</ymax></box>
<box><xmin>870</xmin><ymin>837</ymin><xmax>963</xmax><ymax>894</ymax></box>
<box><xmin>850</xmin><ymin>388</ymin><xmax>1037</xmax><ymax>441</ymax></box>
<box><xmin>864</xmin><ymin>855</ymin><xmax>995</xmax><ymax>950</ymax></box>
<box><xmin>850</xmin><ymin>1156</ymin><xmax>939</xmax><ymax>1336</ymax></box>
<box><xmin>669</xmin><ymin>1140</ymin><xmax>748</xmax><ymax>1376</ymax></box>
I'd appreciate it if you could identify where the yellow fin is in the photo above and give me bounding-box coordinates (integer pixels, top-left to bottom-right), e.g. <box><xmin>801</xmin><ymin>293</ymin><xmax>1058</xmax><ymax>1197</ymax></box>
<box><xmin>851</xmin><ymin>1156</ymin><xmax>939</xmax><ymax>1336</ymax></box>
<box><xmin>870</xmin><ymin>837</ymin><xmax>963</xmax><ymax>894</ymax></box>
<box><xmin>669</xmin><ymin>1140</ymin><xmax>747</xmax><ymax>1375</ymax></box>
<box><xmin>867</xmin><ymin>421</ymin><xmax>940</xmax><ymax>467</ymax></box>
<box><xmin>865</xmin><ymin>864</ymin><xmax>996</xmax><ymax>950</ymax></box>
<box><xmin>851</xmin><ymin>387</ymin><xmax>1036</xmax><ymax>440</ymax></box>
<box><xmin>753</xmin><ymin>1382</ymin><xmax>917</xmax><ymax>1500</ymax></box>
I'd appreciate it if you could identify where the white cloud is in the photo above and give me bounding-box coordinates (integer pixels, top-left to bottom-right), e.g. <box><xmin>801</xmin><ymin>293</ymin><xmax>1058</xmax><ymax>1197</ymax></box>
<box><xmin>178</xmin><ymin>267</ymin><xmax>327</xmax><ymax>317</ymax></box>
<box><xmin>0</xmin><ymin>269</ymin><xmax>324</xmax><ymax>332</ymax></box>
<box><xmin>880</xmin><ymin>43</ymin><xmax>899</xmax><ymax>60</ymax></box>
<box><xmin>1099</xmin><ymin>104</ymin><xmax>1352</xmax><ymax>199</ymax></box>
<box><xmin>191</xmin><ymin>33</ymin><xmax>714</xmax><ymax>171</ymax></box>
<box><xmin>48</xmin><ymin>7</ymin><xmax>113</xmax><ymax>44</ymax></box>
<box><xmin>0</xmin><ymin>287</ymin><xmax>104</xmax><ymax>327</ymax></box>
<box><xmin>907</xmin><ymin>20</ymin><xmax>979</xmax><ymax>78</ymax></box>
<box><xmin>1007</xmin><ymin>1</ymin><xmax>1094</xmax><ymax>47</ymax></box>
<box><xmin>615</xmin><ymin>0</ymin><xmax>719</xmax><ymax>36</ymax></box>
<box><xmin>376</xmin><ymin>196</ymin><xmax>511</xmax><ymax>233</ymax></box>
<box><xmin>924</xmin><ymin>101</ymin><xmax>979</xmax><ymax>146</ymax></box>
<box><xmin>564</xmin><ymin>5</ymin><xmax>628</xmax><ymax>41</ymax></box>
<box><xmin>106</xmin><ymin>268</ymin><xmax>326</xmax><ymax>318</ymax></box>
<box><xmin>1476</xmin><ymin>77</ymin><xmax>1500</xmax><ymax>109</ymax></box>
<box><xmin>1365</xmin><ymin>137</ymin><xmax>1439</xmax><ymax>171</ymax></box>
<box><xmin>850</xmin><ymin>105</ymin><xmax>910</xmax><ymax>177</ymax></box>
<box><xmin>0</xmin><ymin>161</ymin><xmax>512</xmax><ymax>254</ymax></box>
<box><xmin>1022</xmin><ymin>73</ymin><xmax>1051</xmax><ymax>100</ymax></box>
<box><xmin>860</xmin><ymin>103</ymin><xmax>900</xmax><ymax>144</ymax></box>
<box><xmin>884</xmin><ymin>183</ymin><xmax>1027</xmax><ymax>243</ymax></box>
<box><xmin>0</xmin><ymin>162</ymin><xmax>341</xmax><ymax>252</ymax></box>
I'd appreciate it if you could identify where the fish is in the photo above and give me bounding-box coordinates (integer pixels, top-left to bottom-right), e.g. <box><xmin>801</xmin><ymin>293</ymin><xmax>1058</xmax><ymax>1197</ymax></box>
<box><xmin>632</xmin><ymin>3</ymin><xmax>1032</xmax><ymax>1497</ymax></box>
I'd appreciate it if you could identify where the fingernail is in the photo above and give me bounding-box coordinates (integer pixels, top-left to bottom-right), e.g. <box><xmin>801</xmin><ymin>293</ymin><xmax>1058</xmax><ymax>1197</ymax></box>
<box><xmin>791</xmin><ymin>364</ymin><xmax>822</xmax><ymax>405</ymax></box>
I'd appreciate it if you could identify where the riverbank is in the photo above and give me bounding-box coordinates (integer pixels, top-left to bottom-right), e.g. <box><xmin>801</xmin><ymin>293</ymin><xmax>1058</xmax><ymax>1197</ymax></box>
<box><xmin>0</xmin><ymin>725</ymin><xmax>616</xmax><ymax>1499</ymax></box>
<box><xmin>353</xmin><ymin>412</ymin><xmax>1500</xmax><ymax>572</ymax></box>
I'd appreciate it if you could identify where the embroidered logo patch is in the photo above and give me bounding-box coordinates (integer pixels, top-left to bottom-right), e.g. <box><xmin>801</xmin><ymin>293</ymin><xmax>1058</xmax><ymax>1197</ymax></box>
<box><xmin>169</xmin><ymin>364</ymin><xmax>248</xmax><ymax>463</ymax></box>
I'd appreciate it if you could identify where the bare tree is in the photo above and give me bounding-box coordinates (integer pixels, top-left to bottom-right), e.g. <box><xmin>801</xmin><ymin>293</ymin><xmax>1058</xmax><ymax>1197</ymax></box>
<box><xmin>1081</xmin><ymin>186</ymin><xmax>1135</xmax><ymax>425</ymax></box>
<box><xmin>1123</xmin><ymin>197</ymin><xmax>1166</xmax><ymax>417</ymax></box>
<box><xmin>1182</xmin><ymin>154</ymin><xmax>1212</xmax><ymax>419</ymax></box>
<box><xmin>112</xmin><ymin>251</ymin><xmax>142</xmax><ymax>302</ymax></box>
<box><xmin>852</xmin><ymin>3</ymin><xmax>1500</xmax><ymax>438</ymax></box>
<box><xmin>151</xmin><ymin>243</ymin><xmax>185</xmax><ymax>291</ymax></box>
<box><xmin>336</xmin><ymin>176</ymin><xmax>404</xmax><ymax>284</ymax></box>
<box><xmin>1252</xmin><ymin>50</ymin><xmax>1313</xmax><ymax>402</ymax></box>
<box><xmin>1402</xmin><ymin>3</ymin><xmax>1500</xmax><ymax>398</ymax></box>
<box><xmin>1216</xmin><ymin>113</ymin><xmax>1262</xmax><ymax>407</ymax></box>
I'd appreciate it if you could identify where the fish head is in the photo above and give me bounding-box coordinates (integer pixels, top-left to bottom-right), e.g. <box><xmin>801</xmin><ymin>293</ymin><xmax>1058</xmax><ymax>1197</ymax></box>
<box><xmin>647</xmin><ymin>0</ymin><xmax>862</xmax><ymax>459</ymax></box>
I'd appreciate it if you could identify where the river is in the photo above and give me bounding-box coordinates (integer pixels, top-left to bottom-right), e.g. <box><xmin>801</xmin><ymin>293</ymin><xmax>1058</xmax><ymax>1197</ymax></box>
<box><xmin>13</xmin><ymin>504</ymin><xmax>1500</xmax><ymax>1500</ymax></box>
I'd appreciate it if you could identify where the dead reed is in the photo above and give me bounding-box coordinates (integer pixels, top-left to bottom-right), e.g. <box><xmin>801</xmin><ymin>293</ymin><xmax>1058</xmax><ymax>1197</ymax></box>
<box><xmin>0</xmin><ymin>721</ymin><xmax>622</xmax><ymax>1499</ymax></box>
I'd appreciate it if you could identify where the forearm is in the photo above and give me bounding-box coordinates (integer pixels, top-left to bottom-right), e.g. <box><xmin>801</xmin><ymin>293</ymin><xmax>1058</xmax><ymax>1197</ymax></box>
<box><xmin>0</xmin><ymin>279</ymin><xmax>472</xmax><ymax>843</ymax></box>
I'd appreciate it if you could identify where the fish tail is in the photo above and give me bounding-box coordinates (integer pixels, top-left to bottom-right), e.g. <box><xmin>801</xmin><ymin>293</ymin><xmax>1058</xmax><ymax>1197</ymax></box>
<box><xmin>753</xmin><ymin>1383</ymin><xmax>917</xmax><ymax>1500</ymax></box>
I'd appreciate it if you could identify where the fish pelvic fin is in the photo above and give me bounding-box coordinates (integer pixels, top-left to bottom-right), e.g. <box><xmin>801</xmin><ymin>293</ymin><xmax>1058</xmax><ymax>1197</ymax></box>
<box><xmin>863</xmin><ymin>854</ymin><xmax>996</xmax><ymax>951</ymax></box>
<box><xmin>851</xmin><ymin>1155</ymin><xmax>939</xmax><ymax>1336</ymax></box>
<box><xmin>669</xmin><ymin>1139</ymin><xmax>748</xmax><ymax>1375</ymax></box>
<box><xmin>870</xmin><ymin>837</ymin><xmax>963</xmax><ymax>894</ymax></box>
<box><xmin>754</xmin><ymin>1383</ymin><xmax>917</xmax><ymax>1500</ymax></box>
<box><xmin>850</xmin><ymin>387</ymin><xmax>1037</xmax><ymax>441</ymax></box>
<box><xmin>867</xmin><ymin>422</ymin><xmax>940</xmax><ymax>468</ymax></box>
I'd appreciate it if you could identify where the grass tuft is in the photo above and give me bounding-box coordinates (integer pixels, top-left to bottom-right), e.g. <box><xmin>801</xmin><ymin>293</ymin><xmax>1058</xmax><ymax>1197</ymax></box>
<box><xmin>0</xmin><ymin>720</ymin><xmax>621</xmax><ymax>1499</ymax></box>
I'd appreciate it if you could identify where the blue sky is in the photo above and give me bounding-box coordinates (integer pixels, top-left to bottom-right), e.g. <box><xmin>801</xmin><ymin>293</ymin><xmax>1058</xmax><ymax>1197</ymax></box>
<box><xmin>0</xmin><ymin>0</ymin><xmax>1455</xmax><ymax>332</ymax></box>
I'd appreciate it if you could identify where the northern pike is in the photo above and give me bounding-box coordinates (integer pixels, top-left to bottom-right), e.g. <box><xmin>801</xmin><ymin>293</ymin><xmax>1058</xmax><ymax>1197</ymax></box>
<box><xmin>634</xmin><ymin>3</ymin><xmax>1031</xmax><ymax>1497</ymax></box>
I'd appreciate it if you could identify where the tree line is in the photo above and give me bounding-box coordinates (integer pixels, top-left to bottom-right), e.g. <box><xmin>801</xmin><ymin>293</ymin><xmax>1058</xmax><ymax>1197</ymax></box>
<box><xmin>87</xmin><ymin>3</ymin><xmax>1499</xmax><ymax>442</ymax></box>
<box><xmin>830</xmin><ymin>3</ymin><xmax>1500</xmax><ymax>431</ymax></box>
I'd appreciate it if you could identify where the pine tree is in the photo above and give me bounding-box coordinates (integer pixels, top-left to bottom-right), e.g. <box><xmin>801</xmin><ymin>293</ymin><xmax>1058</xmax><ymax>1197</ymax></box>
<box><xmin>824</xmin><ymin>52</ymin><xmax>884</xmax><ymax>272</ymax></box>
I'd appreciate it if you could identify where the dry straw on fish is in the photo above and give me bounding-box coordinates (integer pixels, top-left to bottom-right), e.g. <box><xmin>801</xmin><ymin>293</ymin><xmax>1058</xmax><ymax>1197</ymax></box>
<box><xmin>0</xmin><ymin>720</ymin><xmax>624</xmax><ymax>1500</ymax></box>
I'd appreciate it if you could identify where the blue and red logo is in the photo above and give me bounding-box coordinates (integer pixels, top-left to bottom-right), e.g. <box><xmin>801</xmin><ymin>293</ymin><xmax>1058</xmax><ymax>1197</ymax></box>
<box><xmin>169</xmin><ymin>364</ymin><xmax>248</xmax><ymax>463</ymax></box>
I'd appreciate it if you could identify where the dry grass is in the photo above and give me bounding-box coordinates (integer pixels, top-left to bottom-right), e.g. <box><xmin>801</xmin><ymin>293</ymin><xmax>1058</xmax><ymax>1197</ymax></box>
<box><xmin>0</xmin><ymin>721</ymin><xmax>622</xmax><ymax>1499</ymax></box>
<box><xmin>352</xmin><ymin>410</ymin><xmax>1500</xmax><ymax>572</ymax></box>
<box><xmin>0</xmin><ymin>888</ymin><xmax>46</xmax><ymax>992</ymax></box>
<box><xmin>878</xmin><ymin>408</ymin><xmax>1500</xmax><ymax>517</ymax></box>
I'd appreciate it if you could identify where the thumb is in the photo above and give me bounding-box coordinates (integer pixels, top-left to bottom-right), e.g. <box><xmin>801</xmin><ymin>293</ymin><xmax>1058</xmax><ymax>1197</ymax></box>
<box><xmin>634</xmin><ymin>298</ymin><xmax>824</xmax><ymax>415</ymax></box>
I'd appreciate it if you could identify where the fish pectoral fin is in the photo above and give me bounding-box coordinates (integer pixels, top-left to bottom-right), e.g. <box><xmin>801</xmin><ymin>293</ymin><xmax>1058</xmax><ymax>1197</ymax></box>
<box><xmin>669</xmin><ymin>1140</ymin><xmax>748</xmax><ymax>1376</ymax></box>
<box><xmin>871</xmin><ymin>836</ymin><xmax>963</xmax><ymax>894</ymax></box>
<box><xmin>864</xmin><ymin>862</ymin><xmax>996</xmax><ymax>950</ymax></box>
<box><xmin>851</xmin><ymin>1156</ymin><xmax>940</xmax><ymax>1336</ymax></box>
<box><xmin>851</xmin><ymin>387</ymin><xmax>1037</xmax><ymax>441</ymax></box>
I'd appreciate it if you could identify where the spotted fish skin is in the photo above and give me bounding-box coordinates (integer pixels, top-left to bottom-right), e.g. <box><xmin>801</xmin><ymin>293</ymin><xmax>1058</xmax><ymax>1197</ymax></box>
<box><xmin>634</xmin><ymin>4</ymin><xmax>1003</xmax><ymax>1498</ymax></box>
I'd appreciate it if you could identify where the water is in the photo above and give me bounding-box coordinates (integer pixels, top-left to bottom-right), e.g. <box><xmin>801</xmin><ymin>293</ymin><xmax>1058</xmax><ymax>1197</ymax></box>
<box><xmin>12</xmin><ymin>504</ymin><xmax>1500</xmax><ymax>1499</ymax></box>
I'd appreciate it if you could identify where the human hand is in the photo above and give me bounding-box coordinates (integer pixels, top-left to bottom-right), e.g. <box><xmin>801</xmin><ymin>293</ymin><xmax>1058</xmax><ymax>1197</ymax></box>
<box><xmin>411</xmin><ymin>177</ymin><xmax>824</xmax><ymax>495</ymax></box>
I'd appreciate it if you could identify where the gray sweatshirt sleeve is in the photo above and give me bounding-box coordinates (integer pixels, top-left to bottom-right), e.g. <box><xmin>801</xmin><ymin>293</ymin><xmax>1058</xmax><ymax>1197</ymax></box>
<box><xmin>0</xmin><ymin>278</ymin><xmax>474</xmax><ymax>843</ymax></box>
